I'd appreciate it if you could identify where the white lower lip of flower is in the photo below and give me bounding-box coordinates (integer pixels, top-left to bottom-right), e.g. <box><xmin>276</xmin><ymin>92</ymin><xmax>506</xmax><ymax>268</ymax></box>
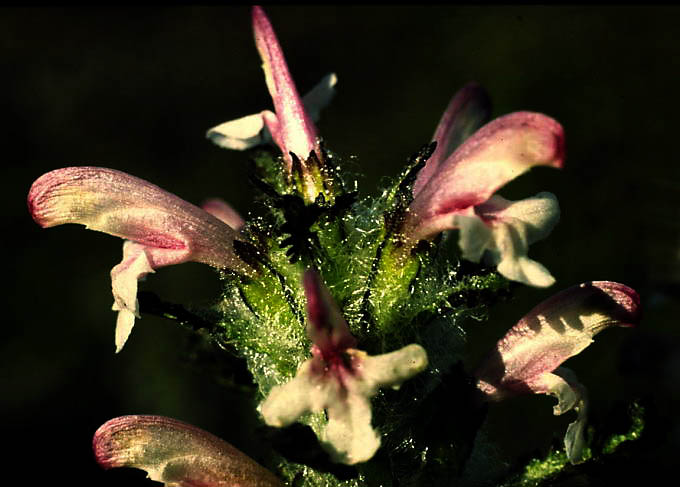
<box><xmin>259</xmin><ymin>344</ymin><xmax>428</xmax><ymax>465</ymax></box>
<box><xmin>110</xmin><ymin>241</ymin><xmax>155</xmax><ymax>353</ymax></box>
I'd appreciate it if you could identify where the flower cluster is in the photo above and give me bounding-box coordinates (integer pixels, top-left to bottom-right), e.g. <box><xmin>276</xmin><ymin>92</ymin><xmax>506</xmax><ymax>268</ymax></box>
<box><xmin>259</xmin><ymin>270</ymin><xmax>428</xmax><ymax>465</ymax></box>
<box><xmin>28</xmin><ymin>6</ymin><xmax>641</xmax><ymax>487</ymax></box>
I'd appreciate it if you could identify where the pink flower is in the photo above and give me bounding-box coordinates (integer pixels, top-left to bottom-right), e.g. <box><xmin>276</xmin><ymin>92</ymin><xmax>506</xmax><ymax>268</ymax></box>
<box><xmin>405</xmin><ymin>83</ymin><xmax>565</xmax><ymax>287</ymax></box>
<box><xmin>474</xmin><ymin>281</ymin><xmax>640</xmax><ymax>463</ymax></box>
<box><xmin>27</xmin><ymin>166</ymin><xmax>251</xmax><ymax>352</ymax></box>
<box><xmin>207</xmin><ymin>6</ymin><xmax>337</xmax><ymax>202</ymax></box>
<box><xmin>93</xmin><ymin>415</ymin><xmax>282</xmax><ymax>486</ymax></box>
<box><xmin>259</xmin><ymin>270</ymin><xmax>428</xmax><ymax>465</ymax></box>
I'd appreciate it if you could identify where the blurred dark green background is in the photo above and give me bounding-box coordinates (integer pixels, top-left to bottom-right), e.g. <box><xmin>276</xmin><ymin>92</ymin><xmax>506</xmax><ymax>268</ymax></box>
<box><xmin>4</xmin><ymin>6</ymin><xmax>680</xmax><ymax>485</ymax></box>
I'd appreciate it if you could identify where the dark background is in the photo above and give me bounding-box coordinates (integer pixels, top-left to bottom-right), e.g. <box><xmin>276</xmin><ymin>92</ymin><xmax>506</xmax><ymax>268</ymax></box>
<box><xmin>4</xmin><ymin>6</ymin><xmax>680</xmax><ymax>485</ymax></box>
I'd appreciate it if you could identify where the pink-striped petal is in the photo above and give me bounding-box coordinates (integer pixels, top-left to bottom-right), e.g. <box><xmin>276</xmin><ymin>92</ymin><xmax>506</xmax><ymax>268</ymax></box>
<box><xmin>93</xmin><ymin>415</ymin><xmax>282</xmax><ymax>487</ymax></box>
<box><xmin>475</xmin><ymin>281</ymin><xmax>640</xmax><ymax>400</ymax></box>
<box><xmin>413</xmin><ymin>83</ymin><xmax>491</xmax><ymax>197</ymax></box>
<box><xmin>206</xmin><ymin>74</ymin><xmax>336</xmax><ymax>152</ymax></box>
<box><xmin>407</xmin><ymin>112</ymin><xmax>565</xmax><ymax>241</ymax></box>
<box><xmin>303</xmin><ymin>270</ymin><xmax>356</xmax><ymax>359</ymax></box>
<box><xmin>29</xmin><ymin>167</ymin><xmax>253</xmax><ymax>351</ymax></box>
<box><xmin>202</xmin><ymin>198</ymin><xmax>245</xmax><ymax>231</ymax></box>
<box><xmin>252</xmin><ymin>6</ymin><xmax>319</xmax><ymax>167</ymax></box>
<box><xmin>475</xmin><ymin>281</ymin><xmax>638</xmax><ymax>463</ymax></box>
<box><xmin>28</xmin><ymin>166</ymin><xmax>248</xmax><ymax>272</ymax></box>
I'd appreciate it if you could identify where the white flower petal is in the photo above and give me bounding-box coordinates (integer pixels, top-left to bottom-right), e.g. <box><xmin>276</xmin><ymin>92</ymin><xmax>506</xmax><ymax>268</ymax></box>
<box><xmin>478</xmin><ymin>192</ymin><xmax>560</xmax><ymax>245</ymax></box>
<box><xmin>323</xmin><ymin>389</ymin><xmax>380</xmax><ymax>465</ymax></box>
<box><xmin>359</xmin><ymin>344</ymin><xmax>429</xmax><ymax>391</ymax></box>
<box><xmin>323</xmin><ymin>345</ymin><xmax>427</xmax><ymax>464</ymax></box>
<box><xmin>114</xmin><ymin>310</ymin><xmax>136</xmax><ymax>355</ymax></box>
<box><xmin>301</xmin><ymin>73</ymin><xmax>338</xmax><ymax>122</ymax></box>
<box><xmin>259</xmin><ymin>345</ymin><xmax>428</xmax><ymax>465</ymax></box>
<box><xmin>492</xmin><ymin>219</ymin><xmax>555</xmax><ymax>287</ymax></box>
<box><xmin>110</xmin><ymin>241</ymin><xmax>155</xmax><ymax>353</ymax></box>
<box><xmin>259</xmin><ymin>359</ymin><xmax>334</xmax><ymax>427</ymax></box>
<box><xmin>452</xmin><ymin>192</ymin><xmax>559</xmax><ymax>287</ymax></box>
<box><xmin>206</xmin><ymin>74</ymin><xmax>336</xmax><ymax>152</ymax></box>
<box><xmin>450</xmin><ymin>213</ymin><xmax>493</xmax><ymax>263</ymax></box>
<box><xmin>206</xmin><ymin>112</ymin><xmax>268</xmax><ymax>151</ymax></box>
<box><xmin>526</xmin><ymin>367</ymin><xmax>588</xmax><ymax>464</ymax></box>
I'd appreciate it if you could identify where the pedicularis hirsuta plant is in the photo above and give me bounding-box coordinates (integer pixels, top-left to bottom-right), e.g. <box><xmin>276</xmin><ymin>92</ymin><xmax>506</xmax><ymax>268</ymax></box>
<box><xmin>28</xmin><ymin>7</ymin><xmax>643</xmax><ymax>487</ymax></box>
